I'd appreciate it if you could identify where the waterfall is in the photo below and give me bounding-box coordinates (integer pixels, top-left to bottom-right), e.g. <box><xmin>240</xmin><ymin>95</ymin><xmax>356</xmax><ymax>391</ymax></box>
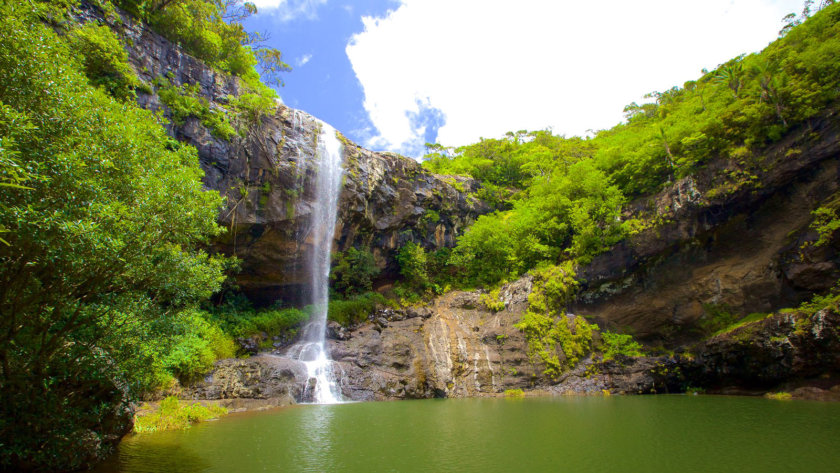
<box><xmin>287</xmin><ymin>122</ymin><xmax>344</xmax><ymax>404</ymax></box>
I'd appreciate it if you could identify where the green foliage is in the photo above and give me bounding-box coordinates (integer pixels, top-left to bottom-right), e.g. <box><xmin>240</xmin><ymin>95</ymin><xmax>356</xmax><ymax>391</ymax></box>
<box><xmin>228</xmin><ymin>91</ymin><xmax>278</xmax><ymax>127</ymax></box>
<box><xmin>764</xmin><ymin>391</ymin><xmax>793</xmax><ymax>400</ymax></box>
<box><xmin>418</xmin><ymin>209</ymin><xmax>441</xmax><ymax>226</ymax></box>
<box><xmin>134</xmin><ymin>396</ymin><xmax>227</xmax><ymax>433</ymax></box>
<box><xmin>331</xmin><ymin>247</ymin><xmax>380</xmax><ymax>297</ymax></box>
<box><xmin>514</xmin><ymin>263</ymin><xmax>596</xmax><ymax>378</ymax></box>
<box><xmin>112</xmin><ymin>0</ymin><xmax>289</xmax><ymax>92</ymax></box>
<box><xmin>0</xmin><ymin>4</ymin><xmax>230</xmax><ymax>469</ymax></box>
<box><xmin>423</xmin><ymin>4</ymin><xmax>840</xmax><ymax>290</ymax></box>
<box><xmin>449</xmin><ymin>159</ymin><xmax>627</xmax><ymax>286</ymax></box>
<box><xmin>601</xmin><ymin>332</ymin><xmax>644</xmax><ymax>360</ymax></box>
<box><xmin>807</xmin><ymin>207</ymin><xmax>840</xmax><ymax>247</ymax></box>
<box><xmin>157</xmin><ymin>78</ymin><xmax>236</xmax><ymax>140</ymax></box>
<box><xmin>160</xmin><ymin>309</ymin><xmax>237</xmax><ymax>382</ymax></box>
<box><xmin>504</xmin><ymin>388</ymin><xmax>525</xmax><ymax>398</ymax></box>
<box><xmin>698</xmin><ymin>304</ymin><xmax>772</xmax><ymax>337</ymax></box>
<box><xmin>327</xmin><ymin>292</ymin><xmax>386</xmax><ymax>327</ymax></box>
<box><xmin>480</xmin><ymin>288</ymin><xmax>505</xmax><ymax>312</ymax></box>
<box><xmin>206</xmin><ymin>296</ymin><xmax>308</xmax><ymax>339</ymax></box>
<box><xmin>713</xmin><ymin>312</ymin><xmax>772</xmax><ymax>337</ymax></box>
<box><xmin>67</xmin><ymin>22</ymin><xmax>140</xmax><ymax>101</ymax></box>
<box><xmin>698</xmin><ymin>304</ymin><xmax>739</xmax><ymax>335</ymax></box>
<box><xmin>397</xmin><ymin>241</ymin><xmax>431</xmax><ymax>290</ymax></box>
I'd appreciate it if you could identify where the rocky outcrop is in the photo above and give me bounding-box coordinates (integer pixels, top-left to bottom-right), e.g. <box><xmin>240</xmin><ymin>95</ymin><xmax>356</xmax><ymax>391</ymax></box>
<box><xmin>684</xmin><ymin>308</ymin><xmax>840</xmax><ymax>390</ymax></box>
<box><xmin>75</xmin><ymin>1</ymin><xmax>488</xmax><ymax>305</ymax></box>
<box><xmin>186</xmin><ymin>278</ymin><xmax>689</xmax><ymax>401</ymax></box>
<box><xmin>183</xmin><ymin>355</ymin><xmax>308</xmax><ymax>401</ymax></box>
<box><xmin>571</xmin><ymin>110</ymin><xmax>840</xmax><ymax>345</ymax></box>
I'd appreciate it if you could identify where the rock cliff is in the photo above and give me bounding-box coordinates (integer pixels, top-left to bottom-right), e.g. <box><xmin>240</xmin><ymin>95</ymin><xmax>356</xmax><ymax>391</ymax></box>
<box><xmin>77</xmin><ymin>2</ymin><xmax>840</xmax><ymax>403</ymax></box>
<box><xmin>572</xmin><ymin>109</ymin><xmax>840</xmax><ymax>346</ymax></box>
<box><xmin>76</xmin><ymin>1</ymin><xmax>487</xmax><ymax>305</ymax></box>
<box><xmin>186</xmin><ymin>108</ymin><xmax>840</xmax><ymax>402</ymax></box>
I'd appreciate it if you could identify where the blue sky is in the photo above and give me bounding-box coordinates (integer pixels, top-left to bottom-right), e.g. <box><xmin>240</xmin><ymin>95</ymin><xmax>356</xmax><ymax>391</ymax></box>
<box><xmin>243</xmin><ymin>0</ymin><xmax>397</xmax><ymax>146</ymax></box>
<box><xmin>246</xmin><ymin>0</ymin><xmax>807</xmax><ymax>158</ymax></box>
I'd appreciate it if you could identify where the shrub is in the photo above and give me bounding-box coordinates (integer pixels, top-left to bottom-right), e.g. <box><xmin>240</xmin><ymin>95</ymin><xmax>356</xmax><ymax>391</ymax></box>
<box><xmin>331</xmin><ymin>247</ymin><xmax>380</xmax><ymax>297</ymax></box>
<box><xmin>764</xmin><ymin>392</ymin><xmax>793</xmax><ymax>401</ymax></box>
<box><xmin>480</xmin><ymin>288</ymin><xmax>505</xmax><ymax>312</ymax></box>
<box><xmin>67</xmin><ymin>22</ymin><xmax>140</xmax><ymax>101</ymax></box>
<box><xmin>515</xmin><ymin>262</ymin><xmax>596</xmax><ymax>378</ymax></box>
<box><xmin>601</xmin><ymin>331</ymin><xmax>644</xmax><ymax>360</ymax></box>
<box><xmin>504</xmin><ymin>388</ymin><xmax>525</xmax><ymax>398</ymax></box>
<box><xmin>397</xmin><ymin>241</ymin><xmax>430</xmax><ymax>290</ymax></box>
<box><xmin>134</xmin><ymin>396</ymin><xmax>227</xmax><ymax>433</ymax></box>
<box><xmin>327</xmin><ymin>292</ymin><xmax>386</xmax><ymax>327</ymax></box>
<box><xmin>161</xmin><ymin>310</ymin><xmax>236</xmax><ymax>382</ymax></box>
<box><xmin>156</xmin><ymin>79</ymin><xmax>236</xmax><ymax>140</ymax></box>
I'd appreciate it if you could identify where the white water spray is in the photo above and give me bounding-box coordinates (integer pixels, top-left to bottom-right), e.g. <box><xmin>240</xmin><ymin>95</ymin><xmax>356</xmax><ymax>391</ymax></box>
<box><xmin>287</xmin><ymin>122</ymin><xmax>344</xmax><ymax>404</ymax></box>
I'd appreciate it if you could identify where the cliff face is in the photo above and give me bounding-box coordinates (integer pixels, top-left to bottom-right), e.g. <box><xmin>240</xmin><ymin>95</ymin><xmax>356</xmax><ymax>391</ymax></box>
<box><xmin>77</xmin><ymin>2</ymin><xmax>487</xmax><ymax>304</ymax></box>
<box><xmin>572</xmin><ymin>110</ymin><xmax>840</xmax><ymax>346</ymax></box>
<box><xmin>77</xmin><ymin>2</ymin><xmax>840</xmax><ymax>401</ymax></box>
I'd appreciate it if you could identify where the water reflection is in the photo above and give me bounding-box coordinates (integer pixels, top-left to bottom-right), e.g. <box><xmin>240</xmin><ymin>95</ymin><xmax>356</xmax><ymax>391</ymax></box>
<box><xmin>295</xmin><ymin>405</ymin><xmax>337</xmax><ymax>472</ymax></box>
<box><xmin>96</xmin><ymin>397</ymin><xmax>840</xmax><ymax>473</ymax></box>
<box><xmin>94</xmin><ymin>432</ymin><xmax>211</xmax><ymax>473</ymax></box>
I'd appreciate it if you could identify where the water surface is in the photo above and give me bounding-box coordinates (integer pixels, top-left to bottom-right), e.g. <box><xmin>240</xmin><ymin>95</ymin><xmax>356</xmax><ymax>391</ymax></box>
<box><xmin>96</xmin><ymin>396</ymin><xmax>840</xmax><ymax>472</ymax></box>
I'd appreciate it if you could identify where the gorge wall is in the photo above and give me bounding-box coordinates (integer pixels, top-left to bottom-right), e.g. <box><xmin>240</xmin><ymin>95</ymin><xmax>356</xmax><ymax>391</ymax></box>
<box><xmin>76</xmin><ymin>1</ymin><xmax>487</xmax><ymax>305</ymax></box>
<box><xmin>185</xmin><ymin>109</ymin><xmax>840</xmax><ymax>402</ymax></box>
<box><xmin>77</xmin><ymin>2</ymin><xmax>840</xmax><ymax>401</ymax></box>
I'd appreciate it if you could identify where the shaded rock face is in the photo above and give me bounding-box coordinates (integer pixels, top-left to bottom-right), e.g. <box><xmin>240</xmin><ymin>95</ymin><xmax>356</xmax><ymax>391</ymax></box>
<box><xmin>684</xmin><ymin>308</ymin><xmax>840</xmax><ymax>389</ymax></box>
<box><xmin>77</xmin><ymin>2</ymin><xmax>487</xmax><ymax>305</ymax></box>
<box><xmin>572</xmin><ymin>112</ymin><xmax>840</xmax><ymax>345</ymax></box>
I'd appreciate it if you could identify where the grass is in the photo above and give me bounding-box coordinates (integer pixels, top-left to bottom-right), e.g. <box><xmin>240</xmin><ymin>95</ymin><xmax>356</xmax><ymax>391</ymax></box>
<box><xmin>764</xmin><ymin>392</ymin><xmax>793</xmax><ymax>401</ymax></box>
<box><xmin>504</xmin><ymin>388</ymin><xmax>525</xmax><ymax>398</ymax></box>
<box><xmin>134</xmin><ymin>396</ymin><xmax>228</xmax><ymax>433</ymax></box>
<box><xmin>712</xmin><ymin>312</ymin><xmax>772</xmax><ymax>337</ymax></box>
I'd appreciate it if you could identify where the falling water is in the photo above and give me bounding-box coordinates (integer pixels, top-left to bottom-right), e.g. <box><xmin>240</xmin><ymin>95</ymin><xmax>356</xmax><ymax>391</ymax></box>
<box><xmin>287</xmin><ymin>122</ymin><xmax>344</xmax><ymax>404</ymax></box>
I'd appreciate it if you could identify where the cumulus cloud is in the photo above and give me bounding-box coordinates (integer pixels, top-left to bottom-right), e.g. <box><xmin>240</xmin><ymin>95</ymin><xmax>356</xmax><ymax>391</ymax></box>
<box><xmin>346</xmin><ymin>0</ymin><xmax>804</xmax><ymax>155</ymax></box>
<box><xmin>296</xmin><ymin>54</ymin><xmax>313</xmax><ymax>67</ymax></box>
<box><xmin>250</xmin><ymin>0</ymin><xmax>328</xmax><ymax>21</ymax></box>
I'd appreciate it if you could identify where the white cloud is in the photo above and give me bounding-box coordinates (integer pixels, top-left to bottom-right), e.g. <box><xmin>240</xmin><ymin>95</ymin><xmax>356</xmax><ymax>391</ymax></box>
<box><xmin>296</xmin><ymin>53</ymin><xmax>313</xmax><ymax>67</ymax></box>
<box><xmin>346</xmin><ymin>0</ymin><xmax>805</xmax><ymax>155</ymax></box>
<box><xmin>250</xmin><ymin>0</ymin><xmax>327</xmax><ymax>21</ymax></box>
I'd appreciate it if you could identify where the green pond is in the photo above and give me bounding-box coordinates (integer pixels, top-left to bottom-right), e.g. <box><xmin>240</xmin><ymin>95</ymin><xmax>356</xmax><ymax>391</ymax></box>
<box><xmin>96</xmin><ymin>396</ymin><xmax>840</xmax><ymax>473</ymax></box>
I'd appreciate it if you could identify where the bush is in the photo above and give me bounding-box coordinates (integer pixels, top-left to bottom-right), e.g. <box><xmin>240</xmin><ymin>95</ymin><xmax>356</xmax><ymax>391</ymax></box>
<box><xmin>514</xmin><ymin>262</ymin><xmax>596</xmax><ymax>378</ymax></box>
<box><xmin>161</xmin><ymin>310</ymin><xmax>236</xmax><ymax>382</ymax></box>
<box><xmin>208</xmin><ymin>304</ymin><xmax>309</xmax><ymax>339</ymax></box>
<box><xmin>157</xmin><ymin>79</ymin><xmax>236</xmax><ymax>140</ymax></box>
<box><xmin>331</xmin><ymin>247</ymin><xmax>380</xmax><ymax>297</ymax></box>
<box><xmin>397</xmin><ymin>241</ymin><xmax>430</xmax><ymax>290</ymax></box>
<box><xmin>67</xmin><ymin>22</ymin><xmax>140</xmax><ymax>101</ymax></box>
<box><xmin>601</xmin><ymin>332</ymin><xmax>644</xmax><ymax>360</ymax></box>
<box><xmin>134</xmin><ymin>396</ymin><xmax>227</xmax><ymax>433</ymax></box>
<box><xmin>328</xmin><ymin>292</ymin><xmax>386</xmax><ymax>327</ymax></box>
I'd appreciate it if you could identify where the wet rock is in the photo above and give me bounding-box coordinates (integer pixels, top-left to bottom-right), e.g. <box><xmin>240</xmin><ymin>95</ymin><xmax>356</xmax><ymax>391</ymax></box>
<box><xmin>327</xmin><ymin>321</ymin><xmax>349</xmax><ymax>340</ymax></box>
<box><xmin>236</xmin><ymin>336</ymin><xmax>260</xmax><ymax>356</ymax></box>
<box><xmin>182</xmin><ymin>355</ymin><xmax>308</xmax><ymax>401</ymax></box>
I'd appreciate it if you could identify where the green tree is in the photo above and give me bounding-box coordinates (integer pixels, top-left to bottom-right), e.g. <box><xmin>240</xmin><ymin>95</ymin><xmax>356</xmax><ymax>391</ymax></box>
<box><xmin>331</xmin><ymin>247</ymin><xmax>380</xmax><ymax>297</ymax></box>
<box><xmin>0</xmin><ymin>4</ymin><xmax>229</xmax><ymax>469</ymax></box>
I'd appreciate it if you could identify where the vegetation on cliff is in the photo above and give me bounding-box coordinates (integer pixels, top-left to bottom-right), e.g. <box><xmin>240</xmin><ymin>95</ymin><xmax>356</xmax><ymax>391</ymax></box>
<box><xmin>421</xmin><ymin>1</ymin><xmax>840</xmax><ymax>290</ymax></box>
<box><xmin>0</xmin><ymin>1</ymin><xmax>294</xmax><ymax>470</ymax></box>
